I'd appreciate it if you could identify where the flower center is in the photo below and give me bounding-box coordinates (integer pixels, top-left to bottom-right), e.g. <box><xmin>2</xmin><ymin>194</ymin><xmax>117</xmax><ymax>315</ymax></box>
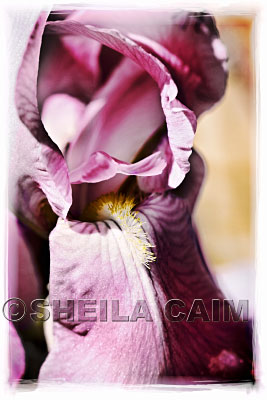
<box><xmin>82</xmin><ymin>193</ymin><xmax>156</xmax><ymax>269</ymax></box>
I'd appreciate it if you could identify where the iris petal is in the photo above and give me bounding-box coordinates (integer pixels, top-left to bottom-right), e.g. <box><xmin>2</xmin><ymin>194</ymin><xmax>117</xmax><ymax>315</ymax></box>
<box><xmin>136</xmin><ymin>192</ymin><xmax>252</xmax><ymax>381</ymax></box>
<box><xmin>69</xmin><ymin>151</ymin><xmax>166</xmax><ymax>184</ymax></box>
<box><xmin>39</xmin><ymin>218</ymin><xmax>166</xmax><ymax>384</ymax></box>
<box><xmin>14</xmin><ymin>13</ymin><xmax>72</xmax><ymax>220</ymax></box>
<box><xmin>8</xmin><ymin>212</ymin><xmax>49</xmax><ymax>379</ymax></box>
<box><xmin>41</xmin><ymin>93</ymin><xmax>86</xmax><ymax>154</ymax></box>
<box><xmin>62</xmin><ymin>10</ymin><xmax>227</xmax><ymax>116</ymax></box>
<box><xmin>46</xmin><ymin>19</ymin><xmax>196</xmax><ymax>189</ymax></box>
<box><xmin>67</xmin><ymin>58</ymin><xmax>165</xmax><ymax>172</ymax></box>
<box><xmin>9</xmin><ymin>323</ymin><xmax>25</xmax><ymax>383</ymax></box>
<box><xmin>39</xmin><ymin>154</ymin><xmax>252</xmax><ymax>383</ymax></box>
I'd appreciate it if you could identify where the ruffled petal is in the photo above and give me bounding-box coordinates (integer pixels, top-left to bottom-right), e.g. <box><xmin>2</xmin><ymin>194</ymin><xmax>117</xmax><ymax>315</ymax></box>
<box><xmin>69</xmin><ymin>151</ymin><xmax>166</xmax><ymax>184</ymax></box>
<box><xmin>15</xmin><ymin>13</ymin><xmax>72</xmax><ymax>220</ymax></box>
<box><xmin>137</xmin><ymin>136</ymin><xmax>174</xmax><ymax>193</ymax></box>
<box><xmin>62</xmin><ymin>10</ymin><xmax>227</xmax><ymax>116</ymax></box>
<box><xmin>45</xmin><ymin>20</ymin><xmax>196</xmax><ymax>189</ymax></box>
<box><xmin>138</xmin><ymin>145</ymin><xmax>205</xmax><ymax>205</ymax></box>
<box><xmin>39</xmin><ymin>217</ymin><xmax>166</xmax><ymax>384</ymax></box>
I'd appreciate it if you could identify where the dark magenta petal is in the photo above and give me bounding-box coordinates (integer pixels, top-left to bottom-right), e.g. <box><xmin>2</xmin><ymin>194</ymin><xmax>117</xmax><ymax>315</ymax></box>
<box><xmin>38</xmin><ymin>23</ymin><xmax>102</xmax><ymax>107</ymax></box>
<box><xmin>137</xmin><ymin>193</ymin><xmax>252</xmax><ymax>380</ymax></box>
<box><xmin>15</xmin><ymin>13</ymin><xmax>72</xmax><ymax>220</ymax></box>
<box><xmin>129</xmin><ymin>12</ymin><xmax>228</xmax><ymax>117</ymax></box>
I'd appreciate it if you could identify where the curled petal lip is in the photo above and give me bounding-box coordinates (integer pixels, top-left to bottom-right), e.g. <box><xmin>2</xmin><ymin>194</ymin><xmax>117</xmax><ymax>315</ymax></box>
<box><xmin>69</xmin><ymin>151</ymin><xmax>167</xmax><ymax>184</ymax></box>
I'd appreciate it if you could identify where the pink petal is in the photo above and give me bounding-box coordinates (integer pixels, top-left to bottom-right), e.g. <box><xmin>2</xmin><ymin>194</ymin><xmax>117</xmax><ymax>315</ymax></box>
<box><xmin>38</xmin><ymin>22</ymin><xmax>102</xmax><ymax>107</ymax></box>
<box><xmin>8</xmin><ymin>213</ymin><xmax>41</xmax><ymax>306</ymax></box>
<box><xmin>39</xmin><ymin>190</ymin><xmax>252</xmax><ymax>384</ymax></box>
<box><xmin>173</xmin><ymin>149</ymin><xmax>206</xmax><ymax>213</ymax></box>
<box><xmin>138</xmin><ymin>143</ymin><xmax>205</xmax><ymax>202</ymax></box>
<box><xmin>15</xmin><ymin>14</ymin><xmax>72</xmax><ymax>219</ymax></box>
<box><xmin>61</xmin><ymin>32</ymin><xmax>101</xmax><ymax>80</ymax></box>
<box><xmin>39</xmin><ymin>217</ymin><xmax>166</xmax><ymax>384</ymax></box>
<box><xmin>69</xmin><ymin>151</ymin><xmax>166</xmax><ymax>184</ymax></box>
<box><xmin>67</xmin><ymin>58</ymin><xmax>164</xmax><ymax>172</ymax></box>
<box><xmin>135</xmin><ymin>193</ymin><xmax>252</xmax><ymax>381</ymax></box>
<box><xmin>63</xmin><ymin>10</ymin><xmax>227</xmax><ymax>116</ymax></box>
<box><xmin>128</xmin><ymin>13</ymin><xmax>228</xmax><ymax>117</ymax></box>
<box><xmin>41</xmin><ymin>93</ymin><xmax>86</xmax><ymax>153</ymax></box>
<box><xmin>9</xmin><ymin>323</ymin><xmax>25</xmax><ymax>384</ymax></box>
<box><xmin>46</xmin><ymin>20</ymin><xmax>196</xmax><ymax>189</ymax></box>
<box><xmin>137</xmin><ymin>136</ymin><xmax>174</xmax><ymax>193</ymax></box>
<box><xmin>8</xmin><ymin>212</ymin><xmax>49</xmax><ymax>379</ymax></box>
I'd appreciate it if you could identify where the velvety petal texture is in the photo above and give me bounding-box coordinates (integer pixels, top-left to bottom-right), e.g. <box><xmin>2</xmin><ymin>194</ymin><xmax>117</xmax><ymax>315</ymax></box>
<box><xmin>137</xmin><ymin>194</ymin><xmax>251</xmax><ymax>381</ymax></box>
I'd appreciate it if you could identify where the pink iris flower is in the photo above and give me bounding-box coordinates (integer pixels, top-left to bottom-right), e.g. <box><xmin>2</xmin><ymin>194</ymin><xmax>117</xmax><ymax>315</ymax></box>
<box><xmin>8</xmin><ymin>8</ymin><xmax>252</xmax><ymax>385</ymax></box>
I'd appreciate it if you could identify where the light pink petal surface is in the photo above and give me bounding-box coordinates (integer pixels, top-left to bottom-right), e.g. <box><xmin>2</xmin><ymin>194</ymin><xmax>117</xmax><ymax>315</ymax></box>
<box><xmin>138</xmin><ymin>145</ymin><xmax>205</xmax><ymax>201</ymax></box>
<box><xmin>39</xmin><ymin>217</ymin><xmax>166</xmax><ymax>384</ymax></box>
<box><xmin>15</xmin><ymin>14</ymin><xmax>72</xmax><ymax>220</ymax></box>
<box><xmin>41</xmin><ymin>93</ymin><xmax>86</xmax><ymax>153</ymax></box>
